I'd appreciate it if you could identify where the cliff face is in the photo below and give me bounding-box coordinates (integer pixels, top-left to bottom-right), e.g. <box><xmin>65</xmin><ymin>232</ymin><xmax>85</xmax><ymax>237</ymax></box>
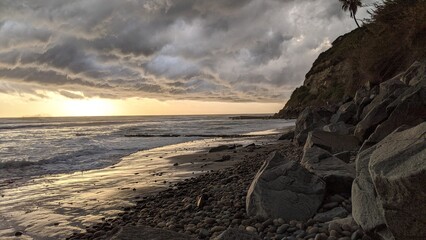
<box><xmin>275</xmin><ymin>28</ymin><xmax>367</xmax><ymax>119</ymax></box>
<box><xmin>276</xmin><ymin>0</ymin><xmax>426</xmax><ymax>119</ymax></box>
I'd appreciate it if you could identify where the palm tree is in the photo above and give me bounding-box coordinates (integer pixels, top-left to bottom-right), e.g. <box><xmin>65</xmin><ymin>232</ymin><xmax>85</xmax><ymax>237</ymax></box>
<box><xmin>339</xmin><ymin>0</ymin><xmax>363</xmax><ymax>28</ymax></box>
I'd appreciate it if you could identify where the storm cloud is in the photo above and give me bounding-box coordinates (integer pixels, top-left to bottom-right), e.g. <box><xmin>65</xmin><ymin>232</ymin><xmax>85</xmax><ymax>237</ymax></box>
<box><xmin>0</xmin><ymin>0</ymin><xmax>374</xmax><ymax>102</ymax></box>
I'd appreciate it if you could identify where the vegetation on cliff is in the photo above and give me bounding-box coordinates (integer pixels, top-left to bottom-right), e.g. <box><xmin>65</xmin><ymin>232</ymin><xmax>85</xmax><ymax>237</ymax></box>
<box><xmin>276</xmin><ymin>0</ymin><xmax>426</xmax><ymax>118</ymax></box>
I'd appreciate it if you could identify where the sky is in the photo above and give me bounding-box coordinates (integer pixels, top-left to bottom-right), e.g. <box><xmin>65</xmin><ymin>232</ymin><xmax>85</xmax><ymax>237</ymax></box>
<box><xmin>0</xmin><ymin>0</ymin><xmax>375</xmax><ymax>117</ymax></box>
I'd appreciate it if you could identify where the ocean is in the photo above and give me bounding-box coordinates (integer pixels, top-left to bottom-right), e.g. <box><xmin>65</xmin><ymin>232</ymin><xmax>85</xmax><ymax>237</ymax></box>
<box><xmin>0</xmin><ymin>115</ymin><xmax>294</xmax><ymax>180</ymax></box>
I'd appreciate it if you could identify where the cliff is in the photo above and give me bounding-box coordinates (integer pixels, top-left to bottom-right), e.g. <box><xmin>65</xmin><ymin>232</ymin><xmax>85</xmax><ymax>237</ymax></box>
<box><xmin>275</xmin><ymin>0</ymin><xmax>426</xmax><ymax>119</ymax></box>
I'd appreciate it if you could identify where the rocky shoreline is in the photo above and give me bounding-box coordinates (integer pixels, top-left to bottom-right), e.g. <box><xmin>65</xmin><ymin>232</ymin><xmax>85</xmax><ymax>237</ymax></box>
<box><xmin>69</xmin><ymin>61</ymin><xmax>425</xmax><ymax>240</ymax></box>
<box><xmin>68</xmin><ymin>141</ymin><xmax>367</xmax><ymax>240</ymax></box>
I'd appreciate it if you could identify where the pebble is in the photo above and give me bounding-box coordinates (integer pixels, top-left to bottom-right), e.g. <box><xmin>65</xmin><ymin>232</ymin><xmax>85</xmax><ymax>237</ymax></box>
<box><xmin>315</xmin><ymin>233</ymin><xmax>328</xmax><ymax>240</ymax></box>
<box><xmin>15</xmin><ymin>231</ymin><xmax>23</xmax><ymax>237</ymax></box>
<box><xmin>308</xmin><ymin>226</ymin><xmax>319</xmax><ymax>234</ymax></box>
<box><xmin>276</xmin><ymin>224</ymin><xmax>289</xmax><ymax>234</ymax></box>
<box><xmin>351</xmin><ymin>230</ymin><xmax>363</xmax><ymax>240</ymax></box>
<box><xmin>246</xmin><ymin>226</ymin><xmax>257</xmax><ymax>233</ymax></box>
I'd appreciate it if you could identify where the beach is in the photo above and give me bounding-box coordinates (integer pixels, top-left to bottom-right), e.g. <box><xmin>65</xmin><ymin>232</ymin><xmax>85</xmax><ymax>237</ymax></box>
<box><xmin>0</xmin><ymin>129</ymin><xmax>291</xmax><ymax>240</ymax></box>
<box><xmin>68</xmin><ymin>138</ymin><xmax>303</xmax><ymax>240</ymax></box>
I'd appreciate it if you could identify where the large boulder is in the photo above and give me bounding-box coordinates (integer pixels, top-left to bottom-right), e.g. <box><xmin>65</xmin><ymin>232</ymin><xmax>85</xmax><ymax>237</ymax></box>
<box><xmin>246</xmin><ymin>152</ymin><xmax>326</xmax><ymax>221</ymax></box>
<box><xmin>294</xmin><ymin>107</ymin><xmax>334</xmax><ymax>145</ymax></box>
<box><xmin>352</xmin><ymin>147</ymin><xmax>387</xmax><ymax>234</ymax></box>
<box><xmin>368</xmin><ymin>122</ymin><xmax>426</xmax><ymax>240</ymax></box>
<box><xmin>330</xmin><ymin>101</ymin><xmax>357</xmax><ymax>124</ymax></box>
<box><xmin>302</xmin><ymin>147</ymin><xmax>355</xmax><ymax>193</ymax></box>
<box><xmin>354</xmin><ymin>98</ymin><xmax>392</xmax><ymax>141</ymax></box>
<box><xmin>359</xmin><ymin>77</ymin><xmax>406</xmax><ymax>120</ymax></box>
<box><xmin>304</xmin><ymin>130</ymin><xmax>360</xmax><ymax>154</ymax></box>
<box><xmin>365</xmin><ymin>85</ymin><xmax>426</xmax><ymax>144</ymax></box>
<box><xmin>322</xmin><ymin>121</ymin><xmax>354</xmax><ymax>135</ymax></box>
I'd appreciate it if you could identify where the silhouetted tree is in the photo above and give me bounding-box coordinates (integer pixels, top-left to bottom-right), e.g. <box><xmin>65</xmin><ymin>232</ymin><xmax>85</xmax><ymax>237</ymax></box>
<box><xmin>339</xmin><ymin>0</ymin><xmax>363</xmax><ymax>28</ymax></box>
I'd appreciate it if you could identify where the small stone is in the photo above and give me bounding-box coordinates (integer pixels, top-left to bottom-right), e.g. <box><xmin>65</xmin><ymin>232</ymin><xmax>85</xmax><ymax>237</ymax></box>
<box><xmin>211</xmin><ymin>226</ymin><xmax>226</xmax><ymax>233</ymax></box>
<box><xmin>15</xmin><ymin>231</ymin><xmax>23</xmax><ymax>237</ymax></box>
<box><xmin>337</xmin><ymin>237</ymin><xmax>350</xmax><ymax>240</ymax></box>
<box><xmin>351</xmin><ymin>230</ymin><xmax>363</xmax><ymax>240</ymax></box>
<box><xmin>173</xmin><ymin>163</ymin><xmax>179</xmax><ymax>166</ymax></box>
<box><xmin>328</xmin><ymin>222</ymin><xmax>342</xmax><ymax>233</ymax></box>
<box><xmin>199</xmin><ymin>228</ymin><xmax>210</xmax><ymax>238</ymax></box>
<box><xmin>246</xmin><ymin>226</ymin><xmax>257</xmax><ymax>233</ymax></box>
<box><xmin>276</xmin><ymin>224</ymin><xmax>289</xmax><ymax>234</ymax></box>
<box><xmin>330</xmin><ymin>230</ymin><xmax>339</xmax><ymax>237</ymax></box>
<box><xmin>341</xmin><ymin>224</ymin><xmax>352</xmax><ymax>232</ymax></box>
<box><xmin>315</xmin><ymin>233</ymin><xmax>328</xmax><ymax>240</ymax></box>
<box><xmin>308</xmin><ymin>226</ymin><xmax>319</xmax><ymax>234</ymax></box>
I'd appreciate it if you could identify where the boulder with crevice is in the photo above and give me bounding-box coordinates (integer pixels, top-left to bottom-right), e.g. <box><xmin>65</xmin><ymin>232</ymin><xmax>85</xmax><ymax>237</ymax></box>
<box><xmin>302</xmin><ymin>147</ymin><xmax>355</xmax><ymax>193</ymax></box>
<box><xmin>246</xmin><ymin>152</ymin><xmax>326</xmax><ymax>221</ymax></box>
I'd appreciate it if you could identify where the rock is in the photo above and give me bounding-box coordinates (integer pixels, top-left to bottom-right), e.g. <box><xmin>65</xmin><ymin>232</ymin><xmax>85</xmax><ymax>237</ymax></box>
<box><xmin>211</xmin><ymin>226</ymin><xmax>226</xmax><ymax>233</ymax></box>
<box><xmin>379</xmin><ymin>74</ymin><xmax>406</xmax><ymax>96</ymax></box>
<box><xmin>401</xmin><ymin>61</ymin><xmax>426</xmax><ymax>86</ymax></box>
<box><xmin>245</xmin><ymin>226</ymin><xmax>257</xmax><ymax>233</ymax></box>
<box><xmin>196</xmin><ymin>194</ymin><xmax>208</xmax><ymax>208</ymax></box>
<box><xmin>352</xmin><ymin>147</ymin><xmax>386</xmax><ymax>233</ymax></box>
<box><xmin>354</xmin><ymin>99</ymin><xmax>392</xmax><ymax>141</ymax></box>
<box><xmin>365</xmin><ymin>85</ymin><xmax>426</xmax><ymax>144</ymax></box>
<box><xmin>301</xmin><ymin>147</ymin><xmax>355</xmax><ymax>193</ymax></box>
<box><xmin>313</xmin><ymin>207</ymin><xmax>348</xmax><ymax>223</ymax></box>
<box><xmin>213</xmin><ymin>228</ymin><xmax>261</xmax><ymax>240</ymax></box>
<box><xmin>279</xmin><ymin>131</ymin><xmax>295</xmax><ymax>140</ymax></box>
<box><xmin>246</xmin><ymin>152</ymin><xmax>326</xmax><ymax>221</ymax></box>
<box><xmin>15</xmin><ymin>231</ymin><xmax>23</xmax><ymax>237</ymax></box>
<box><xmin>331</xmin><ymin>102</ymin><xmax>357</xmax><ymax>124</ymax></box>
<box><xmin>209</xmin><ymin>145</ymin><xmax>231</xmax><ymax>153</ymax></box>
<box><xmin>276</xmin><ymin>224</ymin><xmax>289</xmax><ymax>234</ymax></box>
<box><xmin>368</xmin><ymin>122</ymin><xmax>426</xmax><ymax>240</ymax></box>
<box><xmin>304</xmin><ymin>130</ymin><xmax>360</xmax><ymax>154</ymax></box>
<box><xmin>354</xmin><ymin>87</ymin><xmax>370</xmax><ymax>105</ymax></box>
<box><xmin>219</xmin><ymin>155</ymin><xmax>231</xmax><ymax>162</ymax></box>
<box><xmin>295</xmin><ymin>107</ymin><xmax>334</xmax><ymax>145</ymax></box>
<box><xmin>199</xmin><ymin>228</ymin><xmax>210</xmax><ymax>238</ymax></box>
<box><xmin>323</xmin><ymin>122</ymin><xmax>354</xmax><ymax>135</ymax></box>
<box><xmin>110</xmin><ymin>225</ymin><xmax>194</xmax><ymax>240</ymax></box>
<box><xmin>333</xmin><ymin>151</ymin><xmax>351</xmax><ymax>163</ymax></box>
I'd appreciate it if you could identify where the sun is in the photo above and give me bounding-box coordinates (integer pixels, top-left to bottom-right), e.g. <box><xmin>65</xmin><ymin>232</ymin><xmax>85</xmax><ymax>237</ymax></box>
<box><xmin>61</xmin><ymin>98</ymin><xmax>116</xmax><ymax>116</ymax></box>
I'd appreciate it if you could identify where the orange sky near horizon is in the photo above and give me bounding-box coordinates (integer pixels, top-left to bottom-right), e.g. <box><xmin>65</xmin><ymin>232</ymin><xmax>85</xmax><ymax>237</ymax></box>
<box><xmin>0</xmin><ymin>92</ymin><xmax>284</xmax><ymax>118</ymax></box>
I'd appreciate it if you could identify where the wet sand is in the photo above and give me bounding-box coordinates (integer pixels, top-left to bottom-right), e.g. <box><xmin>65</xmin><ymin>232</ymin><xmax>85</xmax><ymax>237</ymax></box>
<box><xmin>0</xmin><ymin>134</ymin><xmax>283</xmax><ymax>240</ymax></box>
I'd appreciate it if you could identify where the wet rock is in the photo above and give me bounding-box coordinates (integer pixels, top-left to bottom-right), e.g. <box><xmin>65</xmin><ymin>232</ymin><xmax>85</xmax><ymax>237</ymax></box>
<box><xmin>209</xmin><ymin>145</ymin><xmax>231</xmax><ymax>153</ymax></box>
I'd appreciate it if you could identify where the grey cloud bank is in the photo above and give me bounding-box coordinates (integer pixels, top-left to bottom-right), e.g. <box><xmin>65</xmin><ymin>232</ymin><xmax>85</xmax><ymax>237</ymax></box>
<box><xmin>0</xmin><ymin>0</ymin><xmax>373</xmax><ymax>102</ymax></box>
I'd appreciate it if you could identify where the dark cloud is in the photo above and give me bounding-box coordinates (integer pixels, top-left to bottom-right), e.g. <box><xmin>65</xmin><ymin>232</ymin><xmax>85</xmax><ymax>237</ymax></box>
<box><xmin>0</xmin><ymin>0</ymin><xmax>373</xmax><ymax>102</ymax></box>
